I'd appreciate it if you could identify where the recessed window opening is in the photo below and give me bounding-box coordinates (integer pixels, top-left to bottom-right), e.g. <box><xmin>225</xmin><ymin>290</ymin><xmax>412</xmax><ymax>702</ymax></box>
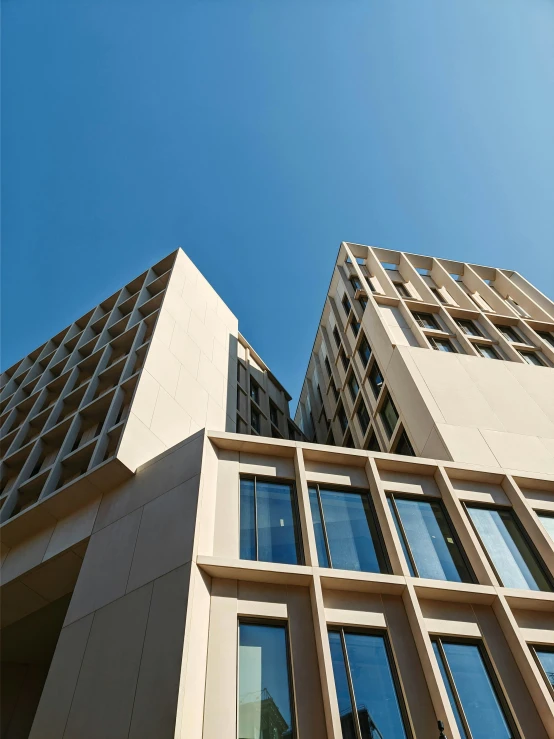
<box><xmin>250</xmin><ymin>380</ymin><xmax>260</xmax><ymax>405</ymax></box>
<box><xmin>497</xmin><ymin>325</ymin><xmax>521</xmax><ymax>343</ymax></box>
<box><xmin>432</xmin><ymin>637</ymin><xmax>519</xmax><ymax>739</ymax></box>
<box><xmin>350</xmin><ymin>318</ymin><xmax>361</xmax><ymax>337</ymax></box>
<box><xmin>342</xmin><ymin>294</ymin><xmax>352</xmax><ymax>316</ymax></box>
<box><xmin>456</xmin><ymin>319</ymin><xmax>482</xmax><ymax>337</ymax></box>
<box><xmin>309</xmin><ymin>484</ymin><xmax>389</xmax><ymax>572</ymax></box>
<box><xmin>343</xmin><ymin>431</ymin><xmax>355</xmax><ymax>448</ymax></box>
<box><xmin>538</xmin><ymin>513</ymin><xmax>554</xmax><ymax>541</ymax></box>
<box><xmin>392</xmin><ymin>429</ymin><xmax>415</xmax><ymax>457</ymax></box>
<box><xmin>532</xmin><ymin>646</ymin><xmax>554</xmax><ymax>692</ymax></box>
<box><xmin>333</xmin><ymin>325</ymin><xmax>341</xmax><ymax>349</ymax></box>
<box><xmin>365</xmin><ymin>429</ymin><xmax>381</xmax><ymax>452</ymax></box>
<box><xmin>393</xmin><ymin>281</ymin><xmax>411</xmax><ymax>299</ymax></box>
<box><xmin>428</xmin><ymin>337</ymin><xmax>457</xmax><ymax>353</ymax></box>
<box><xmin>357</xmin><ymin>399</ymin><xmax>370</xmax><ymax>435</ymax></box>
<box><xmin>347</xmin><ymin>372</ymin><xmax>359</xmax><ymax>402</ymax></box>
<box><xmin>368</xmin><ymin>362</ymin><xmax>384</xmax><ymax>398</ymax></box>
<box><xmin>519</xmin><ymin>350</ymin><xmax>545</xmax><ymax>366</ymax></box>
<box><xmin>359</xmin><ymin>295</ymin><xmax>368</xmax><ymax>311</ymax></box>
<box><xmin>475</xmin><ymin>344</ymin><xmax>501</xmax><ymax>360</ymax></box>
<box><xmin>238</xmin><ymin>621</ymin><xmax>295</xmax><ymax>739</ymax></box>
<box><xmin>329</xmin><ymin>629</ymin><xmax>410</xmax><ymax>739</ymax></box>
<box><xmin>413</xmin><ymin>312</ymin><xmax>439</xmax><ymax>330</ymax></box>
<box><xmin>251</xmin><ymin>406</ymin><xmax>261</xmax><ymax>434</ymax></box>
<box><xmin>388</xmin><ymin>494</ymin><xmax>473</xmax><ymax>582</ymax></box>
<box><xmin>350</xmin><ymin>276</ymin><xmax>362</xmax><ymax>292</ymax></box>
<box><xmin>357</xmin><ymin>335</ymin><xmax>372</xmax><ymax>367</ymax></box>
<box><xmin>337</xmin><ymin>402</ymin><xmax>348</xmax><ymax>433</ymax></box>
<box><xmin>536</xmin><ymin>331</ymin><xmax>554</xmax><ymax>349</ymax></box>
<box><xmin>466</xmin><ymin>505</ymin><xmax>552</xmax><ymax>591</ymax></box>
<box><xmin>380</xmin><ymin>392</ymin><xmax>399</xmax><ymax>438</ymax></box>
<box><xmin>431</xmin><ymin>287</ymin><xmax>448</xmax><ymax>304</ymax></box>
<box><xmin>324</xmin><ymin>356</ymin><xmax>332</xmax><ymax>378</ymax></box>
<box><xmin>240</xmin><ymin>477</ymin><xmax>303</xmax><ymax>565</ymax></box>
<box><xmin>338</xmin><ymin>348</ymin><xmax>349</xmax><ymax>373</ymax></box>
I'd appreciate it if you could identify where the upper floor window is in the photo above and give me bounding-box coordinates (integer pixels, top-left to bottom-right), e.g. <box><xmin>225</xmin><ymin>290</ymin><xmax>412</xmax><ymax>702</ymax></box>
<box><xmin>342</xmin><ymin>294</ymin><xmax>352</xmax><ymax>316</ymax></box>
<box><xmin>393</xmin><ymin>429</ymin><xmax>415</xmax><ymax>456</ymax></box>
<box><xmin>498</xmin><ymin>325</ymin><xmax>521</xmax><ymax>343</ymax></box>
<box><xmin>350</xmin><ymin>318</ymin><xmax>361</xmax><ymax>337</ymax></box>
<box><xmin>536</xmin><ymin>330</ymin><xmax>554</xmax><ymax>349</ymax></box>
<box><xmin>433</xmin><ymin>638</ymin><xmax>518</xmax><ymax>739</ymax></box>
<box><xmin>344</xmin><ymin>431</ymin><xmax>355</xmax><ymax>448</ymax></box>
<box><xmin>428</xmin><ymin>336</ymin><xmax>457</xmax><ymax>353</ymax></box>
<box><xmin>270</xmin><ymin>402</ymin><xmax>280</xmax><ymax>427</ymax></box>
<box><xmin>329</xmin><ymin>629</ymin><xmax>410</xmax><ymax>739</ymax></box>
<box><xmin>250</xmin><ymin>380</ymin><xmax>260</xmax><ymax>405</ymax></box>
<box><xmin>519</xmin><ymin>350</ymin><xmax>546</xmax><ymax>366</ymax></box>
<box><xmin>333</xmin><ymin>325</ymin><xmax>341</xmax><ymax>348</ymax></box>
<box><xmin>431</xmin><ymin>286</ymin><xmax>448</xmax><ymax>304</ymax></box>
<box><xmin>380</xmin><ymin>392</ymin><xmax>399</xmax><ymax>437</ymax></box>
<box><xmin>338</xmin><ymin>347</ymin><xmax>349</xmax><ymax>372</ymax></box>
<box><xmin>475</xmin><ymin>343</ymin><xmax>501</xmax><ymax>359</ymax></box>
<box><xmin>365</xmin><ymin>429</ymin><xmax>381</xmax><ymax>452</ymax></box>
<box><xmin>413</xmin><ymin>311</ymin><xmax>439</xmax><ymax>330</ymax></box>
<box><xmin>329</xmin><ymin>377</ymin><xmax>339</xmax><ymax>402</ymax></box>
<box><xmin>388</xmin><ymin>494</ymin><xmax>473</xmax><ymax>582</ymax></box>
<box><xmin>466</xmin><ymin>505</ymin><xmax>552</xmax><ymax>591</ymax></box>
<box><xmin>393</xmin><ymin>280</ymin><xmax>411</xmax><ymax>299</ymax></box>
<box><xmin>238</xmin><ymin>622</ymin><xmax>295</xmax><ymax>739</ymax></box>
<box><xmin>359</xmin><ymin>295</ymin><xmax>368</xmax><ymax>311</ymax></box>
<box><xmin>350</xmin><ymin>276</ymin><xmax>362</xmax><ymax>292</ymax></box>
<box><xmin>337</xmin><ymin>402</ymin><xmax>348</xmax><ymax>433</ymax></box>
<box><xmin>309</xmin><ymin>484</ymin><xmax>388</xmax><ymax>572</ymax></box>
<box><xmin>538</xmin><ymin>513</ymin><xmax>554</xmax><ymax>541</ymax></box>
<box><xmin>457</xmin><ymin>319</ymin><xmax>482</xmax><ymax>337</ymax></box>
<box><xmin>357</xmin><ymin>399</ymin><xmax>370</xmax><ymax>435</ymax></box>
<box><xmin>251</xmin><ymin>406</ymin><xmax>261</xmax><ymax>434</ymax></box>
<box><xmin>324</xmin><ymin>356</ymin><xmax>332</xmax><ymax>378</ymax></box>
<box><xmin>368</xmin><ymin>361</ymin><xmax>384</xmax><ymax>398</ymax></box>
<box><xmin>357</xmin><ymin>335</ymin><xmax>372</xmax><ymax>367</ymax></box>
<box><xmin>240</xmin><ymin>477</ymin><xmax>303</xmax><ymax>565</ymax></box>
<box><xmin>347</xmin><ymin>372</ymin><xmax>359</xmax><ymax>402</ymax></box>
<box><xmin>533</xmin><ymin>647</ymin><xmax>554</xmax><ymax>692</ymax></box>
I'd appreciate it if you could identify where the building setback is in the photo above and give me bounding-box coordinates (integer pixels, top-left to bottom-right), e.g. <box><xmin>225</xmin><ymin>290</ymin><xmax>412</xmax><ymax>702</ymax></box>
<box><xmin>1</xmin><ymin>244</ymin><xmax>554</xmax><ymax>739</ymax></box>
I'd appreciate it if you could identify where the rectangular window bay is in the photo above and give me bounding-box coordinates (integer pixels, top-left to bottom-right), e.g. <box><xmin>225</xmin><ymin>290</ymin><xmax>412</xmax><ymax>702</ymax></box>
<box><xmin>308</xmin><ymin>484</ymin><xmax>388</xmax><ymax>573</ymax></box>
<box><xmin>238</xmin><ymin>621</ymin><xmax>295</xmax><ymax>739</ymax></box>
<box><xmin>240</xmin><ymin>477</ymin><xmax>303</xmax><ymax>565</ymax></box>
<box><xmin>329</xmin><ymin>629</ymin><xmax>410</xmax><ymax>739</ymax></box>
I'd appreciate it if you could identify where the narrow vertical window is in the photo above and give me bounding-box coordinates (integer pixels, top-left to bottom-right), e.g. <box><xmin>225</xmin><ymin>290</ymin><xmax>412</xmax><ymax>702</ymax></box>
<box><xmin>333</xmin><ymin>325</ymin><xmax>341</xmax><ymax>348</ymax></box>
<box><xmin>250</xmin><ymin>380</ymin><xmax>260</xmax><ymax>405</ymax></box>
<box><xmin>393</xmin><ymin>281</ymin><xmax>411</xmax><ymax>299</ymax></box>
<box><xmin>388</xmin><ymin>495</ymin><xmax>473</xmax><ymax>582</ymax></box>
<box><xmin>342</xmin><ymin>294</ymin><xmax>352</xmax><ymax>316</ymax></box>
<box><xmin>466</xmin><ymin>506</ymin><xmax>552</xmax><ymax>591</ymax></box>
<box><xmin>536</xmin><ymin>331</ymin><xmax>554</xmax><ymax>349</ymax></box>
<box><xmin>251</xmin><ymin>406</ymin><xmax>261</xmax><ymax>434</ymax></box>
<box><xmin>357</xmin><ymin>335</ymin><xmax>372</xmax><ymax>367</ymax></box>
<box><xmin>356</xmin><ymin>399</ymin><xmax>370</xmax><ymax>435</ymax></box>
<box><xmin>433</xmin><ymin>638</ymin><xmax>518</xmax><ymax>739</ymax></box>
<box><xmin>533</xmin><ymin>647</ymin><xmax>554</xmax><ymax>691</ymax></box>
<box><xmin>329</xmin><ymin>629</ymin><xmax>410</xmax><ymax>739</ymax></box>
<box><xmin>380</xmin><ymin>392</ymin><xmax>399</xmax><ymax>438</ymax></box>
<box><xmin>337</xmin><ymin>402</ymin><xmax>348</xmax><ymax>434</ymax></box>
<box><xmin>238</xmin><ymin>622</ymin><xmax>294</xmax><ymax>739</ymax></box>
<box><xmin>368</xmin><ymin>362</ymin><xmax>383</xmax><ymax>398</ymax></box>
<box><xmin>538</xmin><ymin>513</ymin><xmax>554</xmax><ymax>541</ymax></box>
<box><xmin>308</xmin><ymin>484</ymin><xmax>388</xmax><ymax>573</ymax></box>
<box><xmin>393</xmin><ymin>429</ymin><xmax>415</xmax><ymax>456</ymax></box>
<box><xmin>347</xmin><ymin>372</ymin><xmax>359</xmax><ymax>402</ymax></box>
<box><xmin>240</xmin><ymin>477</ymin><xmax>303</xmax><ymax>565</ymax></box>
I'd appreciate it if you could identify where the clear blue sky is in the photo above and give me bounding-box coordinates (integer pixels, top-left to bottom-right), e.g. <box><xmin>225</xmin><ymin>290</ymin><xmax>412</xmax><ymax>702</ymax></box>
<box><xmin>3</xmin><ymin>0</ymin><xmax>554</xmax><ymax>403</ymax></box>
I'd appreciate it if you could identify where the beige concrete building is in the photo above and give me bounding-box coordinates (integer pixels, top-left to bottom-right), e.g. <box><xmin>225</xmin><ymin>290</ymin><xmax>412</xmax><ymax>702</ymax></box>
<box><xmin>1</xmin><ymin>245</ymin><xmax>554</xmax><ymax>739</ymax></box>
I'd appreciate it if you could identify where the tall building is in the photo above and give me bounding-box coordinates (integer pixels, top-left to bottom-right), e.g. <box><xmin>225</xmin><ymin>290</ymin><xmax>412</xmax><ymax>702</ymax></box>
<box><xmin>1</xmin><ymin>244</ymin><xmax>554</xmax><ymax>739</ymax></box>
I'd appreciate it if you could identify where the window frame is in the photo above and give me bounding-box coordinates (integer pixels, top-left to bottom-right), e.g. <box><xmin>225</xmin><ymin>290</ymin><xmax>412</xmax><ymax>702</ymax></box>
<box><xmin>237</xmin><ymin>617</ymin><xmax>298</xmax><ymax>739</ymax></box>
<box><xmin>380</xmin><ymin>391</ymin><xmax>399</xmax><ymax>438</ymax></box>
<box><xmin>342</xmin><ymin>293</ymin><xmax>352</xmax><ymax>316</ymax></box>
<box><xmin>240</xmin><ymin>474</ymin><xmax>305</xmax><ymax>566</ymax></box>
<box><xmin>413</xmin><ymin>311</ymin><xmax>440</xmax><ymax>330</ymax></box>
<box><xmin>463</xmin><ymin>502</ymin><xmax>554</xmax><ymax>591</ymax></box>
<box><xmin>536</xmin><ymin>330</ymin><xmax>554</xmax><ymax>349</ymax></box>
<box><xmin>497</xmin><ymin>325</ymin><xmax>521</xmax><ymax>343</ymax></box>
<box><xmin>456</xmin><ymin>318</ymin><xmax>483</xmax><ymax>338</ymax></box>
<box><xmin>393</xmin><ymin>280</ymin><xmax>411</xmax><ymax>299</ymax></box>
<box><xmin>392</xmin><ymin>428</ymin><xmax>415</xmax><ymax>457</ymax></box>
<box><xmin>368</xmin><ymin>361</ymin><xmax>384</xmax><ymax>399</ymax></box>
<box><xmin>428</xmin><ymin>336</ymin><xmax>457</xmax><ymax>353</ymax></box>
<box><xmin>474</xmin><ymin>343</ymin><xmax>502</xmax><ymax>359</ymax></box>
<box><xmin>432</xmin><ymin>635</ymin><xmax>521</xmax><ymax>739</ymax></box>
<box><xmin>531</xmin><ymin>644</ymin><xmax>554</xmax><ymax>696</ymax></box>
<box><xmin>519</xmin><ymin>350</ymin><xmax>546</xmax><ymax>366</ymax></box>
<box><xmin>347</xmin><ymin>370</ymin><xmax>360</xmax><ymax>402</ymax></box>
<box><xmin>388</xmin><ymin>492</ymin><xmax>476</xmax><ymax>583</ymax></box>
<box><xmin>329</xmin><ymin>626</ymin><xmax>413</xmax><ymax>739</ymax></box>
<box><xmin>357</xmin><ymin>334</ymin><xmax>372</xmax><ymax>367</ymax></box>
<box><xmin>250</xmin><ymin>379</ymin><xmax>260</xmax><ymax>405</ymax></box>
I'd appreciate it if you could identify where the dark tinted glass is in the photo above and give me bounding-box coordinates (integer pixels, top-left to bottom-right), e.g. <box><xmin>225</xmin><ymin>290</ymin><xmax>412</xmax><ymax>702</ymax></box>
<box><xmin>238</xmin><ymin>623</ymin><xmax>293</xmax><ymax>739</ymax></box>
<box><xmin>457</xmin><ymin>319</ymin><xmax>481</xmax><ymax>336</ymax></box>
<box><xmin>347</xmin><ymin>373</ymin><xmax>359</xmax><ymax>402</ymax></box>
<box><xmin>337</xmin><ymin>403</ymin><xmax>348</xmax><ymax>432</ymax></box>
<box><xmin>343</xmin><ymin>632</ymin><xmax>408</xmax><ymax>739</ymax></box>
<box><xmin>251</xmin><ymin>407</ymin><xmax>261</xmax><ymax>433</ymax></box>
<box><xmin>432</xmin><ymin>643</ymin><xmax>468</xmax><ymax>739</ymax></box>
<box><xmin>342</xmin><ymin>294</ymin><xmax>352</xmax><ymax>315</ymax></box>
<box><xmin>537</xmin><ymin>331</ymin><xmax>554</xmax><ymax>349</ymax></box>
<box><xmin>240</xmin><ymin>479</ymin><xmax>256</xmax><ymax>560</ymax></box>
<box><xmin>392</xmin><ymin>498</ymin><xmax>472</xmax><ymax>582</ymax></box>
<box><xmin>538</xmin><ymin>514</ymin><xmax>554</xmax><ymax>541</ymax></box>
<box><xmin>414</xmin><ymin>312</ymin><xmax>439</xmax><ymax>330</ymax></box>
<box><xmin>430</xmin><ymin>337</ymin><xmax>456</xmax><ymax>352</ymax></box>
<box><xmin>520</xmin><ymin>351</ymin><xmax>544</xmax><ymax>366</ymax></box>
<box><xmin>329</xmin><ymin>632</ymin><xmax>357</xmax><ymax>739</ymax></box>
<box><xmin>319</xmin><ymin>488</ymin><xmax>386</xmax><ymax>573</ymax></box>
<box><xmin>394</xmin><ymin>281</ymin><xmax>410</xmax><ymax>299</ymax></box>
<box><xmin>250</xmin><ymin>382</ymin><xmax>260</xmax><ymax>404</ymax></box>
<box><xmin>380</xmin><ymin>393</ymin><xmax>399</xmax><ymax>437</ymax></box>
<box><xmin>351</xmin><ymin>277</ymin><xmax>362</xmax><ymax>292</ymax></box>
<box><xmin>535</xmin><ymin>649</ymin><xmax>554</xmax><ymax>689</ymax></box>
<box><xmin>357</xmin><ymin>400</ymin><xmax>370</xmax><ymax>435</ymax></box>
<box><xmin>499</xmin><ymin>325</ymin><xmax>520</xmax><ymax>342</ymax></box>
<box><xmin>308</xmin><ymin>487</ymin><xmax>330</xmax><ymax>568</ymax></box>
<box><xmin>365</xmin><ymin>431</ymin><xmax>381</xmax><ymax>452</ymax></box>
<box><xmin>368</xmin><ymin>362</ymin><xmax>383</xmax><ymax>398</ymax></box>
<box><xmin>476</xmin><ymin>344</ymin><xmax>500</xmax><ymax>359</ymax></box>
<box><xmin>467</xmin><ymin>506</ymin><xmax>551</xmax><ymax>591</ymax></box>
<box><xmin>358</xmin><ymin>336</ymin><xmax>371</xmax><ymax>366</ymax></box>
<box><xmin>394</xmin><ymin>430</ymin><xmax>414</xmax><ymax>456</ymax></box>
<box><xmin>441</xmin><ymin>642</ymin><xmax>513</xmax><ymax>739</ymax></box>
<box><xmin>351</xmin><ymin>319</ymin><xmax>360</xmax><ymax>337</ymax></box>
<box><xmin>333</xmin><ymin>326</ymin><xmax>341</xmax><ymax>348</ymax></box>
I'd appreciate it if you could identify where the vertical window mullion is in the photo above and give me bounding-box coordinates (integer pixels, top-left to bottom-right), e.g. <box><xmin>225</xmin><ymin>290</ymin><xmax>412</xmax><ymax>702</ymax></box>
<box><xmin>340</xmin><ymin>629</ymin><xmax>364</xmax><ymax>739</ymax></box>
<box><xmin>390</xmin><ymin>494</ymin><xmax>420</xmax><ymax>577</ymax></box>
<box><xmin>317</xmin><ymin>484</ymin><xmax>334</xmax><ymax>569</ymax></box>
<box><xmin>253</xmin><ymin>476</ymin><xmax>259</xmax><ymax>561</ymax></box>
<box><xmin>436</xmin><ymin>638</ymin><xmax>473</xmax><ymax>739</ymax></box>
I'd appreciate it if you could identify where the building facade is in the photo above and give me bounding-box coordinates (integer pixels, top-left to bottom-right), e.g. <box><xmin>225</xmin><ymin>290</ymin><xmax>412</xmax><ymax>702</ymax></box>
<box><xmin>1</xmin><ymin>245</ymin><xmax>554</xmax><ymax>739</ymax></box>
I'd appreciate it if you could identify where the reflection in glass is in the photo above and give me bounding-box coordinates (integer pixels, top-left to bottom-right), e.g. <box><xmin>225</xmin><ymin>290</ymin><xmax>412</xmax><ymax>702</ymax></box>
<box><xmin>240</xmin><ymin>478</ymin><xmax>302</xmax><ymax>565</ymax></box>
<box><xmin>467</xmin><ymin>506</ymin><xmax>551</xmax><ymax>591</ymax></box>
<box><xmin>538</xmin><ymin>514</ymin><xmax>554</xmax><ymax>542</ymax></box>
<box><xmin>309</xmin><ymin>486</ymin><xmax>387</xmax><ymax>573</ymax></box>
<box><xmin>436</xmin><ymin>640</ymin><xmax>513</xmax><ymax>739</ymax></box>
<box><xmin>432</xmin><ymin>643</ymin><xmax>467</xmax><ymax>739</ymax></box>
<box><xmin>535</xmin><ymin>648</ymin><xmax>554</xmax><ymax>689</ymax></box>
<box><xmin>389</xmin><ymin>497</ymin><xmax>472</xmax><ymax>582</ymax></box>
<box><xmin>238</xmin><ymin>623</ymin><xmax>293</xmax><ymax>739</ymax></box>
<box><xmin>329</xmin><ymin>630</ymin><xmax>408</xmax><ymax>739</ymax></box>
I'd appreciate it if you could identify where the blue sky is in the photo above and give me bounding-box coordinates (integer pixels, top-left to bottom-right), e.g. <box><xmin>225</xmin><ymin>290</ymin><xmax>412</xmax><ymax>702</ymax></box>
<box><xmin>3</xmin><ymin>0</ymin><xmax>554</xmax><ymax>403</ymax></box>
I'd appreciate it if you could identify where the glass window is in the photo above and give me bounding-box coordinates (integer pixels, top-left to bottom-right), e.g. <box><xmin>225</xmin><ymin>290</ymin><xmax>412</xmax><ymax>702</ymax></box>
<box><xmin>498</xmin><ymin>325</ymin><xmax>521</xmax><ymax>343</ymax></box>
<box><xmin>240</xmin><ymin>477</ymin><xmax>303</xmax><ymax>565</ymax></box>
<box><xmin>324</xmin><ymin>356</ymin><xmax>332</xmax><ymax>378</ymax></box>
<box><xmin>350</xmin><ymin>319</ymin><xmax>361</xmax><ymax>337</ymax></box>
<box><xmin>466</xmin><ymin>506</ymin><xmax>552</xmax><ymax>591</ymax></box>
<box><xmin>433</xmin><ymin>639</ymin><xmax>516</xmax><ymax>739</ymax></box>
<box><xmin>475</xmin><ymin>343</ymin><xmax>501</xmax><ymax>359</ymax></box>
<box><xmin>339</xmin><ymin>348</ymin><xmax>349</xmax><ymax>372</ymax></box>
<box><xmin>344</xmin><ymin>431</ymin><xmax>355</xmax><ymax>448</ymax></box>
<box><xmin>365</xmin><ymin>430</ymin><xmax>381</xmax><ymax>452</ymax></box>
<box><xmin>333</xmin><ymin>325</ymin><xmax>341</xmax><ymax>349</ymax></box>
<box><xmin>250</xmin><ymin>381</ymin><xmax>260</xmax><ymax>405</ymax></box>
<box><xmin>270</xmin><ymin>403</ymin><xmax>279</xmax><ymax>427</ymax></box>
<box><xmin>457</xmin><ymin>319</ymin><xmax>482</xmax><ymax>337</ymax></box>
<box><xmin>309</xmin><ymin>485</ymin><xmax>388</xmax><ymax>572</ymax></box>
<box><xmin>431</xmin><ymin>287</ymin><xmax>448</xmax><ymax>304</ymax></box>
<box><xmin>350</xmin><ymin>276</ymin><xmax>362</xmax><ymax>292</ymax></box>
<box><xmin>342</xmin><ymin>294</ymin><xmax>352</xmax><ymax>316</ymax></box>
<box><xmin>359</xmin><ymin>296</ymin><xmax>368</xmax><ymax>311</ymax></box>
<box><xmin>538</xmin><ymin>513</ymin><xmax>554</xmax><ymax>541</ymax></box>
<box><xmin>347</xmin><ymin>372</ymin><xmax>359</xmax><ymax>402</ymax></box>
<box><xmin>330</xmin><ymin>377</ymin><xmax>339</xmax><ymax>402</ymax></box>
<box><xmin>393</xmin><ymin>430</ymin><xmax>415</xmax><ymax>457</ymax></box>
<box><xmin>519</xmin><ymin>350</ymin><xmax>545</xmax><ymax>366</ymax></box>
<box><xmin>393</xmin><ymin>281</ymin><xmax>411</xmax><ymax>299</ymax></box>
<box><xmin>368</xmin><ymin>362</ymin><xmax>383</xmax><ymax>398</ymax></box>
<box><xmin>428</xmin><ymin>337</ymin><xmax>457</xmax><ymax>353</ymax></box>
<box><xmin>337</xmin><ymin>402</ymin><xmax>348</xmax><ymax>433</ymax></box>
<box><xmin>357</xmin><ymin>400</ymin><xmax>370</xmax><ymax>436</ymax></box>
<box><xmin>251</xmin><ymin>406</ymin><xmax>261</xmax><ymax>434</ymax></box>
<box><xmin>413</xmin><ymin>312</ymin><xmax>439</xmax><ymax>330</ymax></box>
<box><xmin>357</xmin><ymin>335</ymin><xmax>372</xmax><ymax>367</ymax></box>
<box><xmin>329</xmin><ymin>629</ymin><xmax>409</xmax><ymax>739</ymax></box>
<box><xmin>380</xmin><ymin>392</ymin><xmax>399</xmax><ymax>438</ymax></box>
<box><xmin>534</xmin><ymin>647</ymin><xmax>554</xmax><ymax>690</ymax></box>
<box><xmin>238</xmin><ymin>622</ymin><xmax>294</xmax><ymax>739</ymax></box>
<box><xmin>388</xmin><ymin>495</ymin><xmax>473</xmax><ymax>582</ymax></box>
<box><xmin>536</xmin><ymin>331</ymin><xmax>554</xmax><ymax>349</ymax></box>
